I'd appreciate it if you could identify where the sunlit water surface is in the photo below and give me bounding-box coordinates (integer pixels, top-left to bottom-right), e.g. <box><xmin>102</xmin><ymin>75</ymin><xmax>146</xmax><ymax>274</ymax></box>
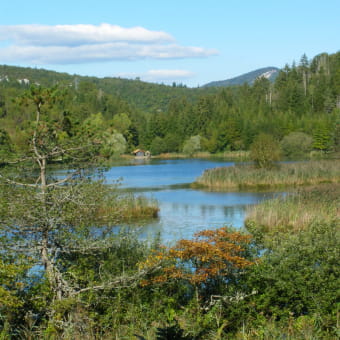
<box><xmin>103</xmin><ymin>159</ymin><xmax>280</xmax><ymax>244</ymax></box>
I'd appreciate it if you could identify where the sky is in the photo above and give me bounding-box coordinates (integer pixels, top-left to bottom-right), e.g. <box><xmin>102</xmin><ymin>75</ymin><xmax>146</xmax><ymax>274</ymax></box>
<box><xmin>1</xmin><ymin>0</ymin><xmax>339</xmax><ymax>87</ymax></box>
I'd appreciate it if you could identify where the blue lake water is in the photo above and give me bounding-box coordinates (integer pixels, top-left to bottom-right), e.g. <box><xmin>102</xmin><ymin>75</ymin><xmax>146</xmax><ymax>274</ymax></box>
<box><xmin>103</xmin><ymin>159</ymin><xmax>279</xmax><ymax>244</ymax></box>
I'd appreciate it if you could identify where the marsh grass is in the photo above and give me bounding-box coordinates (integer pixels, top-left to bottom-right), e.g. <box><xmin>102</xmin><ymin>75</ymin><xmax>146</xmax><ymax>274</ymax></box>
<box><xmin>245</xmin><ymin>183</ymin><xmax>340</xmax><ymax>237</ymax></box>
<box><xmin>120</xmin><ymin>195</ymin><xmax>159</xmax><ymax>220</ymax></box>
<box><xmin>195</xmin><ymin>160</ymin><xmax>340</xmax><ymax>190</ymax></box>
<box><xmin>97</xmin><ymin>193</ymin><xmax>159</xmax><ymax>223</ymax></box>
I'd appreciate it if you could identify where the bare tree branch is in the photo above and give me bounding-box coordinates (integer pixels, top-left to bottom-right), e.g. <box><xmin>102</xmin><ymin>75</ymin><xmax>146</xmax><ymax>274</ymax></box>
<box><xmin>46</xmin><ymin>170</ymin><xmax>80</xmax><ymax>188</ymax></box>
<box><xmin>72</xmin><ymin>266</ymin><xmax>161</xmax><ymax>296</ymax></box>
<box><xmin>0</xmin><ymin>174</ymin><xmax>39</xmax><ymax>188</ymax></box>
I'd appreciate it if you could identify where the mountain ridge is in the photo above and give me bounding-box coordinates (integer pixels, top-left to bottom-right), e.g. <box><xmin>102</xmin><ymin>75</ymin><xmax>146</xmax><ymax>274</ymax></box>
<box><xmin>203</xmin><ymin>66</ymin><xmax>280</xmax><ymax>87</ymax></box>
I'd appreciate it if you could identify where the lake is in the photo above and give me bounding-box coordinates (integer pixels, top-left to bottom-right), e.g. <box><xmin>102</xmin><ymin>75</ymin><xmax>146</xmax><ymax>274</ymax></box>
<box><xmin>104</xmin><ymin>158</ymin><xmax>279</xmax><ymax>244</ymax></box>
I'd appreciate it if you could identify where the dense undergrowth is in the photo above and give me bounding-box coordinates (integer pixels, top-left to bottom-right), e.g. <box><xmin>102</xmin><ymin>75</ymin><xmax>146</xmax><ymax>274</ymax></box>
<box><xmin>1</xmin><ymin>186</ymin><xmax>339</xmax><ymax>339</ymax></box>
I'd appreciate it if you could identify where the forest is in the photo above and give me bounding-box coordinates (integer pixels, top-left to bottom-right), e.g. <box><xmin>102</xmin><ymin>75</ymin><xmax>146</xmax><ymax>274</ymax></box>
<box><xmin>0</xmin><ymin>51</ymin><xmax>339</xmax><ymax>159</ymax></box>
<box><xmin>0</xmin><ymin>51</ymin><xmax>339</xmax><ymax>339</ymax></box>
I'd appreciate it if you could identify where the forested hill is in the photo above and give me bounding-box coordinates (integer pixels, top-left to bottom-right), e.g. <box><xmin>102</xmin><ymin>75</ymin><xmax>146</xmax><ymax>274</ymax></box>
<box><xmin>0</xmin><ymin>64</ymin><xmax>280</xmax><ymax>112</ymax></box>
<box><xmin>0</xmin><ymin>51</ymin><xmax>339</xmax><ymax>159</ymax></box>
<box><xmin>0</xmin><ymin>64</ymin><xmax>215</xmax><ymax>113</ymax></box>
<box><xmin>203</xmin><ymin>67</ymin><xmax>279</xmax><ymax>87</ymax></box>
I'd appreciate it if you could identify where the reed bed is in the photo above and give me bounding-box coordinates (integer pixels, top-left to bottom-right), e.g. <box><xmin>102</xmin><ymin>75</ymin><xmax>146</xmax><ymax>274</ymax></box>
<box><xmin>195</xmin><ymin>160</ymin><xmax>340</xmax><ymax>190</ymax></box>
<box><xmin>245</xmin><ymin>183</ymin><xmax>340</xmax><ymax>236</ymax></box>
<box><xmin>96</xmin><ymin>193</ymin><xmax>159</xmax><ymax>224</ymax></box>
<box><xmin>120</xmin><ymin>195</ymin><xmax>159</xmax><ymax>220</ymax></box>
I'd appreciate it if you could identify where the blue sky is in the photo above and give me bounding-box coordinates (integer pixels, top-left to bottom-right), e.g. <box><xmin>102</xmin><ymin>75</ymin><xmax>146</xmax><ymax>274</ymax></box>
<box><xmin>2</xmin><ymin>0</ymin><xmax>339</xmax><ymax>87</ymax></box>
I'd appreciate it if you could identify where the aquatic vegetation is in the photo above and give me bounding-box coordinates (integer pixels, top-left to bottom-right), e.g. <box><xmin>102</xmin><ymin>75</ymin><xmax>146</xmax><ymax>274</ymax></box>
<box><xmin>97</xmin><ymin>193</ymin><xmax>159</xmax><ymax>222</ymax></box>
<box><xmin>195</xmin><ymin>160</ymin><xmax>340</xmax><ymax>190</ymax></box>
<box><xmin>245</xmin><ymin>183</ymin><xmax>340</xmax><ymax>241</ymax></box>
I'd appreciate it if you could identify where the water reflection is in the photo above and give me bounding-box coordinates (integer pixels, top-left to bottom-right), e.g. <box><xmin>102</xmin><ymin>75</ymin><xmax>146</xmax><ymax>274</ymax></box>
<box><xmin>133</xmin><ymin>188</ymin><xmax>279</xmax><ymax>244</ymax></box>
<box><xmin>103</xmin><ymin>159</ymin><xmax>281</xmax><ymax>243</ymax></box>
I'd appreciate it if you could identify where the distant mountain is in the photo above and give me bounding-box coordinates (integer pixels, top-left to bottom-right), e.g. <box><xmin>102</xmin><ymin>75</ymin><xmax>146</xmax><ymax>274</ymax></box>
<box><xmin>203</xmin><ymin>67</ymin><xmax>280</xmax><ymax>87</ymax></box>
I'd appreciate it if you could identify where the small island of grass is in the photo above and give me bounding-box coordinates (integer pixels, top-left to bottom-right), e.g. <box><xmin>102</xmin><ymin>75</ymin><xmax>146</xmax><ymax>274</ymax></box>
<box><xmin>194</xmin><ymin>160</ymin><xmax>340</xmax><ymax>190</ymax></box>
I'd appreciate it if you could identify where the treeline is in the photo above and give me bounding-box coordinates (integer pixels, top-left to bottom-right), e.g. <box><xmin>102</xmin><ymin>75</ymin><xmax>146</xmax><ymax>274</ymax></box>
<box><xmin>0</xmin><ymin>51</ymin><xmax>339</xmax><ymax>161</ymax></box>
<box><xmin>141</xmin><ymin>52</ymin><xmax>340</xmax><ymax>156</ymax></box>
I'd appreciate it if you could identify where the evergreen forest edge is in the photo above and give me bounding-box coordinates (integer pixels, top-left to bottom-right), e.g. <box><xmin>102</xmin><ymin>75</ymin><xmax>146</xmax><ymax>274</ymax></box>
<box><xmin>0</xmin><ymin>51</ymin><xmax>339</xmax><ymax>160</ymax></box>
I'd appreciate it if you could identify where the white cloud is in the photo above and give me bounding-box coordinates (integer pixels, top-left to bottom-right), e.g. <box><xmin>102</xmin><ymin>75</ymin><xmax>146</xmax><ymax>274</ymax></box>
<box><xmin>0</xmin><ymin>43</ymin><xmax>217</xmax><ymax>64</ymax></box>
<box><xmin>116</xmin><ymin>69</ymin><xmax>196</xmax><ymax>83</ymax></box>
<box><xmin>0</xmin><ymin>24</ymin><xmax>174</xmax><ymax>46</ymax></box>
<box><xmin>0</xmin><ymin>24</ymin><xmax>218</xmax><ymax>65</ymax></box>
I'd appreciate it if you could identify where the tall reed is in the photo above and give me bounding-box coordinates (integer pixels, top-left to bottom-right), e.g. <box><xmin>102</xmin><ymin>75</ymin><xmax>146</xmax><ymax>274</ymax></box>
<box><xmin>96</xmin><ymin>192</ymin><xmax>159</xmax><ymax>223</ymax></box>
<box><xmin>245</xmin><ymin>183</ymin><xmax>340</xmax><ymax>236</ymax></box>
<box><xmin>195</xmin><ymin>160</ymin><xmax>340</xmax><ymax>190</ymax></box>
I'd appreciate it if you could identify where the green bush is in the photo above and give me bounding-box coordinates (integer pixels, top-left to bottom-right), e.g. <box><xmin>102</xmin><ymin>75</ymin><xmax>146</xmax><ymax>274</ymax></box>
<box><xmin>280</xmin><ymin>131</ymin><xmax>313</xmax><ymax>159</ymax></box>
<box><xmin>101</xmin><ymin>130</ymin><xmax>127</xmax><ymax>158</ymax></box>
<box><xmin>250</xmin><ymin>133</ymin><xmax>281</xmax><ymax>169</ymax></box>
<box><xmin>0</xmin><ymin>129</ymin><xmax>12</xmax><ymax>161</ymax></box>
<box><xmin>248</xmin><ymin>220</ymin><xmax>339</xmax><ymax>333</ymax></box>
<box><xmin>182</xmin><ymin>135</ymin><xmax>201</xmax><ymax>156</ymax></box>
<box><xmin>150</xmin><ymin>136</ymin><xmax>167</xmax><ymax>155</ymax></box>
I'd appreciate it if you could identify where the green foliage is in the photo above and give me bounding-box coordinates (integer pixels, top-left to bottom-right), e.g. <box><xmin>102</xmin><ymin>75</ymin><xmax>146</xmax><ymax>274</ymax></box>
<box><xmin>0</xmin><ymin>86</ymin><xmax>159</xmax><ymax>338</ymax></box>
<box><xmin>243</xmin><ymin>186</ymin><xmax>339</xmax><ymax>337</ymax></box>
<box><xmin>101</xmin><ymin>130</ymin><xmax>127</xmax><ymax>158</ymax></box>
<box><xmin>110</xmin><ymin>112</ymin><xmax>131</xmax><ymax>134</ymax></box>
<box><xmin>156</xmin><ymin>320</ymin><xmax>192</xmax><ymax>340</ymax></box>
<box><xmin>182</xmin><ymin>135</ymin><xmax>201</xmax><ymax>156</ymax></box>
<box><xmin>0</xmin><ymin>129</ymin><xmax>12</xmax><ymax>161</ymax></box>
<box><xmin>150</xmin><ymin>136</ymin><xmax>167</xmax><ymax>155</ymax></box>
<box><xmin>1</xmin><ymin>51</ymin><xmax>340</xmax><ymax>159</ymax></box>
<box><xmin>313</xmin><ymin>122</ymin><xmax>334</xmax><ymax>151</ymax></box>
<box><xmin>250</xmin><ymin>133</ymin><xmax>281</xmax><ymax>169</ymax></box>
<box><xmin>0</xmin><ymin>256</ymin><xmax>29</xmax><ymax>312</ymax></box>
<box><xmin>280</xmin><ymin>131</ymin><xmax>313</xmax><ymax>158</ymax></box>
<box><xmin>248</xmin><ymin>220</ymin><xmax>339</xmax><ymax>326</ymax></box>
<box><xmin>163</xmin><ymin>133</ymin><xmax>181</xmax><ymax>153</ymax></box>
<box><xmin>81</xmin><ymin>112</ymin><xmax>106</xmax><ymax>138</ymax></box>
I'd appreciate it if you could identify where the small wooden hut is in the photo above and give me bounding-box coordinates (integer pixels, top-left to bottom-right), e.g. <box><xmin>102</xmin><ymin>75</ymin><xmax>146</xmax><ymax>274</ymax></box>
<box><xmin>132</xmin><ymin>149</ymin><xmax>151</xmax><ymax>158</ymax></box>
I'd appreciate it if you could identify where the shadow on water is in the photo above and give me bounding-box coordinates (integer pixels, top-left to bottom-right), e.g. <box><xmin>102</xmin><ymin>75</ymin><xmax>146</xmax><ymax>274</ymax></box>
<box><xmin>118</xmin><ymin>182</ymin><xmax>192</xmax><ymax>193</ymax></box>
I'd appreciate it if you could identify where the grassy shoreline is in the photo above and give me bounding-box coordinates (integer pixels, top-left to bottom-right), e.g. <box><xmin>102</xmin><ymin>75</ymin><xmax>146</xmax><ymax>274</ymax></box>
<box><xmin>120</xmin><ymin>149</ymin><xmax>338</xmax><ymax>162</ymax></box>
<box><xmin>245</xmin><ymin>183</ymin><xmax>340</xmax><ymax>241</ymax></box>
<box><xmin>121</xmin><ymin>150</ymin><xmax>251</xmax><ymax>161</ymax></box>
<box><xmin>194</xmin><ymin>160</ymin><xmax>340</xmax><ymax>190</ymax></box>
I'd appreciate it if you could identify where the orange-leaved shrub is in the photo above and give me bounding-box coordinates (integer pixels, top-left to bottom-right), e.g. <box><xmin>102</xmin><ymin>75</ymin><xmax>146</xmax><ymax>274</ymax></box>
<box><xmin>140</xmin><ymin>227</ymin><xmax>255</xmax><ymax>286</ymax></box>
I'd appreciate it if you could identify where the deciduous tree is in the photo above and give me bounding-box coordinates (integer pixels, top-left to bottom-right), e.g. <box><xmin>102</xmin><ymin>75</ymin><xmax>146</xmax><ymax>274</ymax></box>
<box><xmin>250</xmin><ymin>133</ymin><xmax>281</xmax><ymax>169</ymax></box>
<box><xmin>141</xmin><ymin>227</ymin><xmax>254</xmax><ymax>286</ymax></box>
